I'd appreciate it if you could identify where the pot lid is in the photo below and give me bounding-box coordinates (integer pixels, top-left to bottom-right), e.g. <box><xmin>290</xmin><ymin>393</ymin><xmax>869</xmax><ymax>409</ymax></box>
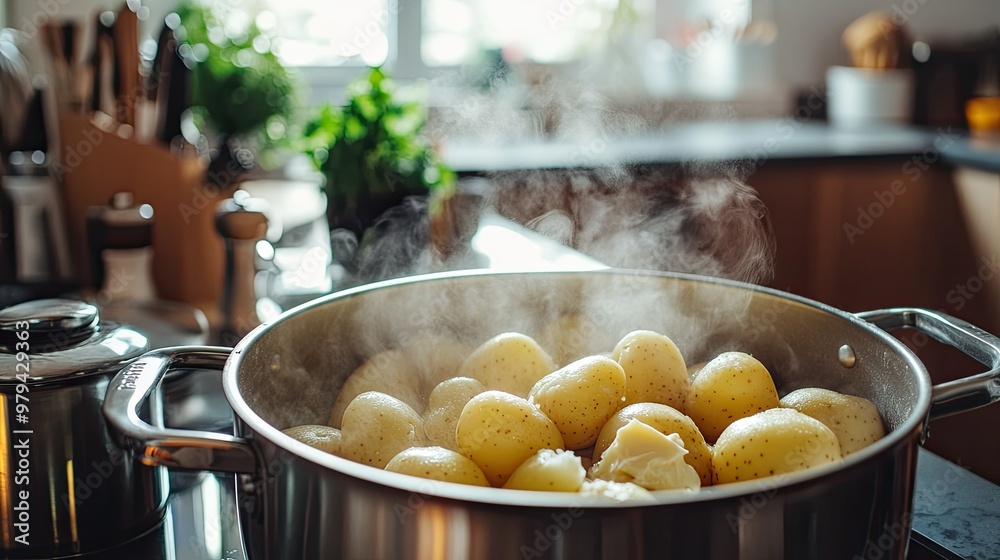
<box><xmin>0</xmin><ymin>299</ymin><xmax>148</xmax><ymax>383</ymax></box>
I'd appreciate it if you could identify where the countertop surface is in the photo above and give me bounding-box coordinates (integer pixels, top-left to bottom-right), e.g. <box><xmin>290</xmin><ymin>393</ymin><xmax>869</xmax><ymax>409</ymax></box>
<box><xmin>913</xmin><ymin>448</ymin><xmax>1000</xmax><ymax>560</ymax></box>
<box><xmin>441</xmin><ymin>120</ymin><xmax>1000</xmax><ymax>175</ymax></box>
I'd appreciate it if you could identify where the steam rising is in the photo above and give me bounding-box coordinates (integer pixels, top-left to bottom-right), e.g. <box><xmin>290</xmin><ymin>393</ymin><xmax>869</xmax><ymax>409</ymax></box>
<box><xmin>346</xmin><ymin>75</ymin><xmax>775</xmax><ymax>287</ymax></box>
<box><xmin>283</xmin><ymin>76</ymin><xmax>783</xmax><ymax>428</ymax></box>
<box><xmin>489</xmin><ymin>170</ymin><xmax>774</xmax><ymax>284</ymax></box>
<box><xmin>246</xmin><ymin>272</ymin><xmax>808</xmax><ymax>432</ymax></box>
<box><xmin>439</xmin><ymin>70</ymin><xmax>774</xmax><ymax>282</ymax></box>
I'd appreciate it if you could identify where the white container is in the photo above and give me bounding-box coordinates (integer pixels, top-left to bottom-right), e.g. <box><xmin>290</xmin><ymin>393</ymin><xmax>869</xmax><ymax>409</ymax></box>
<box><xmin>826</xmin><ymin>66</ymin><xmax>914</xmax><ymax>127</ymax></box>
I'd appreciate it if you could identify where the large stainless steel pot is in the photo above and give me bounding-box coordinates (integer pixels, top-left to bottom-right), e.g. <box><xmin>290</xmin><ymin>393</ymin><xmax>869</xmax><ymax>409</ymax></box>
<box><xmin>103</xmin><ymin>270</ymin><xmax>1000</xmax><ymax>560</ymax></box>
<box><xmin>0</xmin><ymin>299</ymin><xmax>157</xmax><ymax>558</ymax></box>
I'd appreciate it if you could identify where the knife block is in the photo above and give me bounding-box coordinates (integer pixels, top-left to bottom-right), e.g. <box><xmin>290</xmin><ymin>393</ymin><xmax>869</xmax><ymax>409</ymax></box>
<box><xmin>58</xmin><ymin>112</ymin><xmax>233</xmax><ymax>317</ymax></box>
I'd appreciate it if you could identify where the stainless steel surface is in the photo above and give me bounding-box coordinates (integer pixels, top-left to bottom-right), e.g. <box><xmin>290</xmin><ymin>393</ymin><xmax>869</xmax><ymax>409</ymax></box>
<box><xmin>103</xmin><ymin>347</ymin><xmax>256</xmax><ymax>474</ymax></box>
<box><xmin>0</xmin><ymin>370</ymin><xmax>169</xmax><ymax>557</ymax></box>
<box><xmin>72</xmin><ymin>470</ymin><xmax>248</xmax><ymax>560</ymax></box>
<box><xmin>0</xmin><ymin>299</ymin><xmax>161</xmax><ymax>558</ymax></box>
<box><xmin>0</xmin><ymin>303</ymin><xmax>147</xmax><ymax>382</ymax></box>
<box><xmin>837</xmin><ymin>343</ymin><xmax>856</xmax><ymax>368</ymax></box>
<box><xmin>82</xmin><ymin>366</ymin><xmax>249</xmax><ymax>560</ymax></box>
<box><xmin>857</xmin><ymin>308</ymin><xmax>1000</xmax><ymax>420</ymax></box>
<box><xmin>233</xmin><ymin>270</ymin><xmax>935</xmax><ymax>560</ymax></box>
<box><xmin>105</xmin><ymin>269</ymin><xmax>982</xmax><ymax>559</ymax></box>
<box><xmin>0</xmin><ymin>299</ymin><xmax>97</xmax><ymax>335</ymax></box>
<box><xmin>97</xmin><ymin>367</ymin><xmax>990</xmax><ymax>560</ymax></box>
<box><xmin>98</xmin><ymin>300</ymin><xmax>210</xmax><ymax>349</ymax></box>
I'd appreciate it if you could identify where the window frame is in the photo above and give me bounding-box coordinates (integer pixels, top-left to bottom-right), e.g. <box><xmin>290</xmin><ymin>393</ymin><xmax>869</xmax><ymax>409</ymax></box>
<box><xmin>289</xmin><ymin>0</ymin><xmax>447</xmax><ymax>103</ymax></box>
<box><xmin>283</xmin><ymin>0</ymin><xmax>596</xmax><ymax>102</ymax></box>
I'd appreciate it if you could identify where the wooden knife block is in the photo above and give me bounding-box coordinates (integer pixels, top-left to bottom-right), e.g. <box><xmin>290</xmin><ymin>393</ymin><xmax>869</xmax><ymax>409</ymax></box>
<box><xmin>58</xmin><ymin>112</ymin><xmax>233</xmax><ymax>316</ymax></box>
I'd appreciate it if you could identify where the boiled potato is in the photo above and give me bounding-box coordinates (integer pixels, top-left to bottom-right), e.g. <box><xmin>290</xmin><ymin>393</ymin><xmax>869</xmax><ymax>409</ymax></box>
<box><xmin>424</xmin><ymin>377</ymin><xmax>487</xmax><ymax>451</ymax></box>
<box><xmin>780</xmin><ymin>388</ymin><xmax>885</xmax><ymax>456</ymax></box>
<box><xmin>686</xmin><ymin>352</ymin><xmax>780</xmax><ymax>442</ymax></box>
<box><xmin>503</xmin><ymin>449</ymin><xmax>585</xmax><ymax>492</ymax></box>
<box><xmin>593</xmin><ymin>403</ymin><xmax>713</xmax><ymax>487</ymax></box>
<box><xmin>340</xmin><ymin>392</ymin><xmax>427</xmax><ymax>468</ymax></box>
<box><xmin>384</xmin><ymin>446</ymin><xmax>489</xmax><ymax>487</ymax></box>
<box><xmin>536</xmin><ymin>314</ymin><xmax>612</xmax><ymax>367</ymax></box>
<box><xmin>329</xmin><ymin>350</ymin><xmax>423</xmax><ymax>428</ymax></box>
<box><xmin>398</xmin><ymin>333</ymin><xmax>473</xmax><ymax>395</ymax></box>
<box><xmin>712</xmin><ymin>408</ymin><xmax>842</xmax><ymax>484</ymax></box>
<box><xmin>458</xmin><ymin>333</ymin><xmax>557</xmax><ymax>397</ymax></box>
<box><xmin>528</xmin><ymin>356</ymin><xmax>626</xmax><ymax>449</ymax></box>
<box><xmin>456</xmin><ymin>391</ymin><xmax>564</xmax><ymax>486</ymax></box>
<box><xmin>613</xmin><ymin>330</ymin><xmax>690</xmax><ymax>410</ymax></box>
<box><xmin>428</xmin><ymin>377</ymin><xmax>488</xmax><ymax>411</ymax></box>
<box><xmin>282</xmin><ymin>425</ymin><xmax>342</xmax><ymax>456</ymax></box>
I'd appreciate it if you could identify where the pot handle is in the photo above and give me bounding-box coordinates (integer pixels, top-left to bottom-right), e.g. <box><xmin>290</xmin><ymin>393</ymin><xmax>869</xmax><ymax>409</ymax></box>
<box><xmin>857</xmin><ymin>308</ymin><xmax>1000</xmax><ymax>420</ymax></box>
<box><xmin>103</xmin><ymin>346</ymin><xmax>256</xmax><ymax>474</ymax></box>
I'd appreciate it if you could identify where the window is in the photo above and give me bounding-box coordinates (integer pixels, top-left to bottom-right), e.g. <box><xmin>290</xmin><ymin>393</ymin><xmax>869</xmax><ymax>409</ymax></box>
<box><xmin>422</xmin><ymin>0</ymin><xmax>627</xmax><ymax>66</ymax></box>
<box><xmin>253</xmin><ymin>0</ymin><xmax>764</xmax><ymax>99</ymax></box>
<box><xmin>260</xmin><ymin>0</ymin><xmax>639</xmax><ymax>77</ymax></box>
<box><xmin>264</xmin><ymin>0</ymin><xmax>390</xmax><ymax>67</ymax></box>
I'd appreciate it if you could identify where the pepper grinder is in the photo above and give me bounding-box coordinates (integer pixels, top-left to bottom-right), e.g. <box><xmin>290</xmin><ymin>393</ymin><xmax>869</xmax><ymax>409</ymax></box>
<box><xmin>86</xmin><ymin>192</ymin><xmax>156</xmax><ymax>301</ymax></box>
<box><xmin>86</xmin><ymin>192</ymin><xmax>209</xmax><ymax>348</ymax></box>
<box><xmin>215</xmin><ymin>191</ymin><xmax>269</xmax><ymax>345</ymax></box>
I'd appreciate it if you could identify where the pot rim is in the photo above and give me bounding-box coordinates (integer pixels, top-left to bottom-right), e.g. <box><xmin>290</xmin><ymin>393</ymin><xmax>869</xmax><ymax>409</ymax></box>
<box><xmin>224</xmin><ymin>268</ymin><xmax>932</xmax><ymax>508</ymax></box>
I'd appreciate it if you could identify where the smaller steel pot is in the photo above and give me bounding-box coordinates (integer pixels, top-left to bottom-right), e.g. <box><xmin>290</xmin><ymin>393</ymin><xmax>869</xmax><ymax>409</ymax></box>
<box><xmin>0</xmin><ymin>299</ymin><xmax>156</xmax><ymax>559</ymax></box>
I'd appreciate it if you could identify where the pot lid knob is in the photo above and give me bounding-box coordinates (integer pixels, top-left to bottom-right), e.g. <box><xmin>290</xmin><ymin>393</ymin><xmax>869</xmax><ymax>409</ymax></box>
<box><xmin>0</xmin><ymin>299</ymin><xmax>99</xmax><ymax>336</ymax></box>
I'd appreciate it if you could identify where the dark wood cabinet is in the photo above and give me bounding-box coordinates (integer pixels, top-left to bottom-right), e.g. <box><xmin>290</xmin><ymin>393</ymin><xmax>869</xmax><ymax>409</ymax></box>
<box><xmin>751</xmin><ymin>159</ymin><xmax>1000</xmax><ymax>483</ymax></box>
<box><xmin>750</xmin><ymin>159</ymin><xmax>993</xmax><ymax>324</ymax></box>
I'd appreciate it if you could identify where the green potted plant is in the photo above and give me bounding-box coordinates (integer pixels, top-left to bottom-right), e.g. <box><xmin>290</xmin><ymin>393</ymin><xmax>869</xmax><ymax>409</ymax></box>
<box><xmin>174</xmin><ymin>1</ymin><xmax>295</xmax><ymax>185</ymax></box>
<box><xmin>301</xmin><ymin>68</ymin><xmax>455</xmax><ymax>239</ymax></box>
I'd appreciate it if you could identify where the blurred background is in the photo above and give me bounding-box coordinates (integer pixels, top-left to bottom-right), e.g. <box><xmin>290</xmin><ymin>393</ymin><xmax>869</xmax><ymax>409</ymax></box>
<box><xmin>1</xmin><ymin>0</ymin><xmax>1000</xmax><ymax>483</ymax></box>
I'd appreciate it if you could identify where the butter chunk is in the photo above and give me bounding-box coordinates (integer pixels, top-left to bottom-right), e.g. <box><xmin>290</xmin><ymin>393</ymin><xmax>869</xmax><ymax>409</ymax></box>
<box><xmin>578</xmin><ymin>479</ymin><xmax>654</xmax><ymax>502</ymax></box>
<box><xmin>589</xmin><ymin>419</ymin><xmax>701</xmax><ymax>491</ymax></box>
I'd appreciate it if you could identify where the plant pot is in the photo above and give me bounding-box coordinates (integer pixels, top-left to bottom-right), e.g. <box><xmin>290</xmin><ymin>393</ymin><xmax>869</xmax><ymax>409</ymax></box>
<box><xmin>207</xmin><ymin>135</ymin><xmax>254</xmax><ymax>189</ymax></box>
<box><xmin>326</xmin><ymin>188</ymin><xmax>426</xmax><ymax>240</ymax></box>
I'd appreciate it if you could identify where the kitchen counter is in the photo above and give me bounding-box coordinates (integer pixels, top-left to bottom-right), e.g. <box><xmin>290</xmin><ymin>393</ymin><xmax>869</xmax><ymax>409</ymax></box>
<box><xmin>942</xmin><ymin>137</ymin><xmax>1000</xmax><ymax>173</ymax></box>
<box><xmin>913</xmin><ymin>448</ymin><xmax>1000</xmax><ymax>559</ymax></box>
<box><xmin>441</xmin><ymin>120</ymin><xmax>1000</xmax><ymax>174</ymax></box>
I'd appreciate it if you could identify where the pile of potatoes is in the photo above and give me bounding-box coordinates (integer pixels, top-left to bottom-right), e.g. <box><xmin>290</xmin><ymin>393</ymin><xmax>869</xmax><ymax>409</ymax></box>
<box><xmin>282</xmin><ymin>327</ymin><xmax>885</xmax><ymax>499</ymax></box>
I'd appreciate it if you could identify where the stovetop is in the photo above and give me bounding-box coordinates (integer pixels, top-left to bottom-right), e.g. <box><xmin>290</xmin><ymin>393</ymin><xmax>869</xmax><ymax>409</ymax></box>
<box><xmin>77</xmin><ymin>368</ymin><xmax>247</xmax><ymax>560</ymax></box>
<box><xmin>78</xmin><ymin>369</ymin><xmax>994</xmax><ymax>560</ymax></box>
<box><xmin>79</xmin><ymin>471</ymin><xmax>246</xmax><ymax>560</ymax></box>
